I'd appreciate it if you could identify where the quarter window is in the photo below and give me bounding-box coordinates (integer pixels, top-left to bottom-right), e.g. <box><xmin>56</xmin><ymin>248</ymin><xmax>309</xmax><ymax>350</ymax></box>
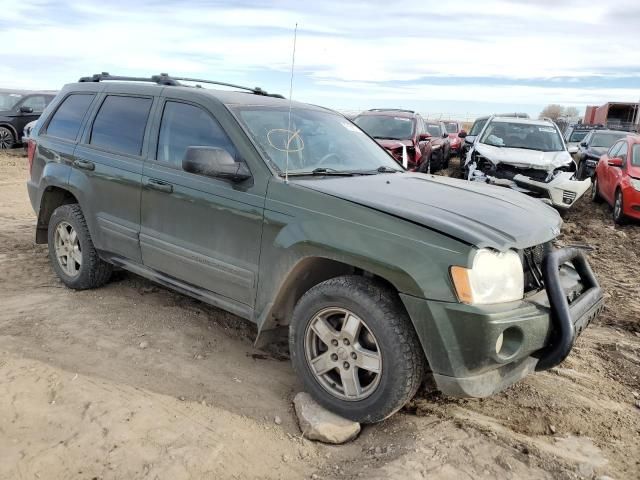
<box><xmin>45</xmin><ymin>94</ymin><xmax>95</xmax><ymax>141</ymax></box>
<box><xmin>157</xmin><ymin>101</ymin><xmax>237</xmax><ymax>169</ymax></box>
<box><xmin>90</xmin><ymin>95</ymin><xmax>152</xmax><ymax>156</ymax></box>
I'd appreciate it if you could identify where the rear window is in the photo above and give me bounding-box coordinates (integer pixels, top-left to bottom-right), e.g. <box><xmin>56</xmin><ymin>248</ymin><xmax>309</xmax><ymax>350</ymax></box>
<box><xmin>45</xmin><ymin>94</ymin><xmax>95</xmax><ymax>141</ymax></box>
<box><xmin>90</xmin><ymin>95</ymin><xmax>153</xmax><ymax>156</ymax></box>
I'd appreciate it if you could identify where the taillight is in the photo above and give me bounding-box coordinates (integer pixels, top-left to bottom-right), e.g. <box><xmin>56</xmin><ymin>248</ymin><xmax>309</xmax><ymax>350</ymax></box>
<box><xmin>27</xmin><ymin>139</ymin><xmax>36</xmax><ymax>174</ymax></box>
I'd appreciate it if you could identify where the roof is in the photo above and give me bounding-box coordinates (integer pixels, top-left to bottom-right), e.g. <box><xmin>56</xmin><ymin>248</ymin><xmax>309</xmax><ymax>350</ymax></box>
<box><xmin>491</xmin><ymin>116</ymin><xmax>554</xmax><ymax>126</ymax></box>
<box><xmin>355</xmin><ymin>109</ymin><xmax>417</xmax><ymax>119</ymax></box>
<box><xmin>64</xmin><ymin>80</ymin><xmax>330</xmax><ymax>112</ymax></box>
<box><xmin>0</xmin><ymin>88</ymin><xmax>57</xmax><ymax>96</ymax></box>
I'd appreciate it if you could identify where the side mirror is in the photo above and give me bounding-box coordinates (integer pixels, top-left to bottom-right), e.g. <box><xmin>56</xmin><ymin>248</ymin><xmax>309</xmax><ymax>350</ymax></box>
<box><xmin>418</xmin><ymin>133</ymin><xmax>431</xmax><ymax>142</ymax></box>
<box><xmin>442</xmin><ymin>132</ymin><xmax>448</xmax><ymax>139</ymax></box>
<box><xmin>607</xmin><ymin>157</ymin><xmax>623</xmax><ymax>167</ymax></box>
<box><xmin>580</xmin><ymin>141</ymin><xmax>588</xmax><ymax>147</ymax></box>
<box><xmin>20</xmin><ymin>106</ymin><xmax>34</xmax><ymax>114</ymax></box>
<box><xmin>458</xmin><ymin>130</ymin><xmax>467</xmax><ymax>138</ymax></box>
<box><xmin>568</xmin><ymin>146</ymin><xmax>578</xmax><ymax>154</ymax></box>
<box><xmin>182</xmin><ymin>146</ymin><xmax>251</xmax><ymax>182</ymax></box>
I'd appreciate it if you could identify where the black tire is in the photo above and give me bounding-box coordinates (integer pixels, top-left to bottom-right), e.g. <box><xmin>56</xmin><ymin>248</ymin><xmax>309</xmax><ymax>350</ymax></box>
<box><xmin>591</xmin><ymin>176</ymin><xmax>602</xmax><ymax>203</ymax></box>
<box><xmin>0</xmin><ymin>126</ymin><xmax>15</xmax><ymax>149</ymax></box>
<box><xmin>418</xmin><ymin>154</ymin><xmax>431</xmax><ymax>173</ymax></box>
<box><xmin>48</xmin><ymin>204</ymin><xmax>113</xmax><ymax>289</ymax></box>
<box><xmin>613</xmin><ymin>189</ymin><xmax>626</xmax><ymax>225</ymax></box>
<box><xmin>575</xmin><ymin>160</ymin><xmax>587</xmax><ymax>181</ymax></box>
<box><xmin>289</xmin><ymin>275</ymin><xmax>425</xmax><ymax>423</ymax></box>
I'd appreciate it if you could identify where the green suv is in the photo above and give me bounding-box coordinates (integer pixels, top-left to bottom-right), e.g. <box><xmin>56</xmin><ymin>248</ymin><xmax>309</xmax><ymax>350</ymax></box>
<box><xmin>27</xmin><ymin>73</ymin><xmax>604</xmax><ymax>423</ymax></box>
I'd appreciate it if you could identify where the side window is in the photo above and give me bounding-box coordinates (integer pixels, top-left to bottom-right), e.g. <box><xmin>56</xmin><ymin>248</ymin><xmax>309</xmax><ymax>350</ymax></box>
<box><xmin>45</xmin><ymin>93</ymin><xmax>95</xmax><ymax>141</ymax></box>
<box><xmin>618</xmin><ymin>142</ymin><xmax>628</xmax><ymax>166</ymax></box>
<box><xmin>90</xmin><ymin>95</ymin><xmax>153</xmax><ymax>156</ymax></box>
<box><xmin>21</xmin><ymin>96</ymin><xmax>47</xmax><ymax>112</ymax></box>
<box><xmin>157</xmin><ymin>101</ymin><xmax>237</xmax><ymax>169</ymax></box>
<box><xmin>608</xmin><ymin>141</ymin><xmax>624</xmax><ymax>158</ymax></box>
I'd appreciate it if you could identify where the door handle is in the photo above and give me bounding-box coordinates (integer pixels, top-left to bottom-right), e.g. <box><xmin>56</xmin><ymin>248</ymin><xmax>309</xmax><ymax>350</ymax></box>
<box><xmin>73</xmin><ymin>159</ymin><xmax>95</xmax><ymax>171</ymax></box>
<box><xmin>146</xmin><ymin>179</ymin><xmax>173</xmax><ymax>193</ymax></box>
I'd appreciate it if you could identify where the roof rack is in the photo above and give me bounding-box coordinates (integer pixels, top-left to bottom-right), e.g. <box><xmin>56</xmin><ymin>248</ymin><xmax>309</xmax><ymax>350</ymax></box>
<box><xmin>368</xmin><ymin>108</ymin><xmax>415</xmax><ymax>114</ymax></box>
<box><xmin>78</xmin><ymin>72</ymin><xmax>285</xmax><ymax>98</ymax></box>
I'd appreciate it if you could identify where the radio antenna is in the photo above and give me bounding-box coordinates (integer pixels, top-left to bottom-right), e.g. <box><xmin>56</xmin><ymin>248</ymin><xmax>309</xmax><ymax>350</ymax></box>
<box><xmin>284</xmin><ymin>23</ymin><xmax>298</xmax><ymax>184</ymax></box>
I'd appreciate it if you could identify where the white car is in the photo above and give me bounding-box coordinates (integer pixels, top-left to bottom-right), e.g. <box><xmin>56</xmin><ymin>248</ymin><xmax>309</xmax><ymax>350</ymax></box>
<box><xmin>463</xmin><ymin>116</ymin><xmax>591</xmax><ymax>210</ymax></box>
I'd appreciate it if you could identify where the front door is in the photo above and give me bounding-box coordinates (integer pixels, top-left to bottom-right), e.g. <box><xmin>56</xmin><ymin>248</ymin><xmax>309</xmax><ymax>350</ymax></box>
<box><xmin>140</xmin><ymin>98</ymin><xmax>264</xmax><ymax>310</ymax></box>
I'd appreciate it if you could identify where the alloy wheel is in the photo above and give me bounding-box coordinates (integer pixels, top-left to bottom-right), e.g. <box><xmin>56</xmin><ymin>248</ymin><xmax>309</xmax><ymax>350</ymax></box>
<box><xmin>54</xmin><ymin>221</ymin><xmax>82</xmax><ymax>277</ymax></box>
<box><xmin>304</xmin><ymin>307</ymin><xmax>382</xmax><ymax>401</ymax></box>
<box><xmin>0</xmin><ymin>128</ymin><xmax>13</xmax><ymax>149</ymax></box>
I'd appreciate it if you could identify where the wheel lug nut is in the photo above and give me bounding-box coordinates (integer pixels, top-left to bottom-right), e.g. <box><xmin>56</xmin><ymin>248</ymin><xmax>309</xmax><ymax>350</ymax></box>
<box><xmin>331</xmin><ymin>339</ymin><xmax>339</xmax><ymax>346</ymax></box>
<box><xmin>343</xmin><ymin>362</ymin><xmax>350</xmax><ymax>369</ymax></box>
<box><xmin>331</xmin><ymin>353</ymin><xmax>338</xmax><ymax>361</ymax></box>
<box><xmin>343</xmin><ymin>339</ymin><xmax>350</xmax><ymax>346</ymax></box>
<box><xmin>351</xmin><ymin>352</ymin><xmax>357</xmax><ymax>359</ymax></box>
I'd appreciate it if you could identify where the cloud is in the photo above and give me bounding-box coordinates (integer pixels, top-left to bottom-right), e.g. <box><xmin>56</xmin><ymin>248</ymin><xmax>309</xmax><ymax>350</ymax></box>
<box><xmin>0</xmin><ymin>0</ymin><xmax>638</xmax><ymax>116</ymax></box>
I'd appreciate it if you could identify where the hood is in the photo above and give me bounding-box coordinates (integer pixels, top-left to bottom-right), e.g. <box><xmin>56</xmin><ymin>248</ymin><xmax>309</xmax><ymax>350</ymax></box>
<box><xmin>295</xmin><ymin>173</ymin><xmax>561</xmax><ymax>251</ymax></box>
<box><xmin>475</xmin><ymin>144</ymin><xmax>572</xmax><ymax>171</ymax></box>
<box><xmin>376</xmin><ymin>139</ymin><xmax>413</xmax><ymax>150</ymax></box>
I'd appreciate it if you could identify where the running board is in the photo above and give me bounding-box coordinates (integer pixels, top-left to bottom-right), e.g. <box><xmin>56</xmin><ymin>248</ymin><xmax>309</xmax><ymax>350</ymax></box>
<box><xmin>107</xmin><ymin>255</ymin><xmax>254</xmax><ymax>321</ymax></box>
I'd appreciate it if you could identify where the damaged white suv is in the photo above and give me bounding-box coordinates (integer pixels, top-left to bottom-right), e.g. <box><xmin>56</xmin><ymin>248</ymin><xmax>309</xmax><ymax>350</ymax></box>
<box><xmin>463</xmin><ymin>116</ymin><xmax>591</xmax><ymax>210</ymax></box>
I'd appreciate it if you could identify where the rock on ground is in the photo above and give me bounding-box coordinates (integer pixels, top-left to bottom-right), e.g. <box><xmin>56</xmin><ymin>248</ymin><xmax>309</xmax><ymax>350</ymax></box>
<box><xmin>293</xmin><ymin>392</ymin><xmax>360</xmax><ymax>444</ymax></box>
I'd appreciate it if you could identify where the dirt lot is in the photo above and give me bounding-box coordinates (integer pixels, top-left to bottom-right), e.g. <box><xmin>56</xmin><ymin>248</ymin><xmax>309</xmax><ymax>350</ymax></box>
<box><xmin>1</xmin><ymin>151</ymin><xmax>638</xmax><ymax>480</ymax></box>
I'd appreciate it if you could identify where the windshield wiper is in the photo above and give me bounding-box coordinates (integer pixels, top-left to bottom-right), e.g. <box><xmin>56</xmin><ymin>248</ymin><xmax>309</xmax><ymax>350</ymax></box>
<box><xmin>376</xmin><ymin>166</ymin><xmax>402</xmax><ymax>173</ymax></box>
<box><xmin>372</xmin><ymin>136</ymin><xmax>405</xmax><ymax>141</ymax></box>
<box><xmin>281</xmin><ymin>167</ymin><xmax>355</xmax><ymax>177</ymax></box>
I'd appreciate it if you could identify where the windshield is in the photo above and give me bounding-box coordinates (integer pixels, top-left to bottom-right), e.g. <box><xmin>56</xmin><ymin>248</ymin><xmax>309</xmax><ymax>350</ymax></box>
<box><xmin>353</xmin><ymin>115</ymin><xmax>415</xmax><ymax>140</ymax></box>
<box><xmin>469</xmin><ymin>118</ymin><xmax>487</xmax><ymax>136</ymax></box>
<box><xmin>425</xmin><ymin>123</ymin><xmax>442</xmax><ymax>137</ymax></box>
<box><xmin>479</xmin><ymin>121</ymin><xmax>564</xmax><ymax>152</ymax></box>
<box><xmin>568</xmin><ymin>130</ymin><xmax>589</xmax><ymax>142</ymax></box>
<box><xmin>233</xmin><ymin>106</ymin><xmax>403</xmax><ymax>174</ymax></box>
<box><xmin>591</xmin><ymin>132</ymin><xmax>627</xmax><ymax>148</ymax></box>
<box><xmin>444</xmin><ymin>122</ymin><xmax>459</xmax><ymax>133</ymax></box>
<box><xmin>632</xmin><ymin>144</ymin><xmax>640</xmax><ymax>167</ymax></box>
<box><xmin>0</xmin><ymin>93</ymin><xmax>23</xmax><ymax>110</ymax></box>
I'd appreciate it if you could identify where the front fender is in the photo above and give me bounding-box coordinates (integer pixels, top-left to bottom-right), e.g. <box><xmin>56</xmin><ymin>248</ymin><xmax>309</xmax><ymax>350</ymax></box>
<box><xmin>255</xmin><ymin>181</ymin><xmax>471</xmax><ymax>331</ymax></box>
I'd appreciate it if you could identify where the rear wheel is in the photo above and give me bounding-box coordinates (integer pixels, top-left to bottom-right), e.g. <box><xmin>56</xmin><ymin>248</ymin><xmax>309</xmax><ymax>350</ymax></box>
<box><xmin>0</xmin><ymin>127</ymin><xmax>15</xmax><ymax>149</ymax></box>
<box><xmin>591</xmin><ymin>176</ymin><xmax>602</xmax><ymax>203</ymax></box>
<box><xmin>48</xmin><ymin>204</ymin><xmax>113</xmax><ymax>289</ymax></box>
<box><xmin>613</xmin><ymin>189</ymin><xmax>626</xmax><ymax>225</ymax></box>
<box><xmin>289</xmin><ymin>276</ymin><xmax>425</xmax><ymax>423</ymax></box>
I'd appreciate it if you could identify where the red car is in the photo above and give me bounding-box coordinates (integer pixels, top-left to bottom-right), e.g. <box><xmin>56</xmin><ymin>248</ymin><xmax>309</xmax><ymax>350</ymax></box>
<box><xmin>353</xmin><ymin>109</ymin><xmax>448</xmax><ymax>172</ymax></box>
<box><xmin>444</xmin><ymin>121</ymin><xmax>464</xmax><ymax>155</ymax></box>
<box><xmin>592</xmin><ymin>134</ymin><xmax>640</xmax><ymax>223</ymax></box>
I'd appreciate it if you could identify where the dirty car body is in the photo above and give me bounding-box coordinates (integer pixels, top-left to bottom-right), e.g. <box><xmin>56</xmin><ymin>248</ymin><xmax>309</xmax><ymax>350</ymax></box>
<box><xmin>27</xmin><ymin>75</ymin><xmax>603</xmax><ymax>422</ymax></box>
<box><xmin>464</xmin><ymin>116</ymin><xmax>591</xmax><ymax>210</ymax></box>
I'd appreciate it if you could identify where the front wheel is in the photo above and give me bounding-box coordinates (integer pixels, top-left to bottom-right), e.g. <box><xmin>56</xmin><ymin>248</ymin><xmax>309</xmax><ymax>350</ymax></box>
<box><xmin>591</xmin><ymin>176</ymin><xmax>602</xmax><ymax>203</ymax></box>
<box><xmin>613</xmin><ymin>190</ymin><xmax>626</xmax><ymax>225</ymax></box>
<box><xmin>48</xmin><ymin>204</ymin><xmax>113</xmax><ymax>289</ymax></box>
<box><xmin>289</xmin><ymin>276</ymin><xmax>425</xmax><ymax>423</ymax></box>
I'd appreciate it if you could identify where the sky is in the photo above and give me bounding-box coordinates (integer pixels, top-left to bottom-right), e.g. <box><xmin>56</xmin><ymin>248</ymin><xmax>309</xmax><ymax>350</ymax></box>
<box><xmin>2</xmin><ymin>0</ymin><xmax>639</xmax><ymax>120</ymax></box>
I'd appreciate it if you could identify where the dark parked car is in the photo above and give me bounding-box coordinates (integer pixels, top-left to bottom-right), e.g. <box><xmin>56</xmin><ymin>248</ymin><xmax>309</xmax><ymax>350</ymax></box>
<box><xmin>353</xmin><ymin>109</ymin><xmax>449</xmax><ymax>172</ymax></box>
<box><xmin>0</xmin><ymin>89</ymin><xmax>56</xmax><ymax>149</ymax></box>
<box><xmin>27</xmin><ymin>73</ymin><xmax>603</xmax><ymax>422</ymax></box>
<box><xmin>575</xmin><ymin>129</ymin><xmax>632</xmax><ymax>180</ymax></box>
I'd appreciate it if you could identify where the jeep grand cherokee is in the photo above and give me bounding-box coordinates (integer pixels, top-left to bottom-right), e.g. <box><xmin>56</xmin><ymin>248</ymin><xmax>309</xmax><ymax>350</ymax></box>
<box><xmin>26</xmin><ymin>73</ymin><xmax>604</xmax><ymax>422</ymax></box>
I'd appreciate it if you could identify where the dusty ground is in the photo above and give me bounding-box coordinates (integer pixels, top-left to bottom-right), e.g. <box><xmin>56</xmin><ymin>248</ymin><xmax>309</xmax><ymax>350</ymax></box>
<box><xmin>0</xmin><ymin>151</ymin><xmax>638</xmax><ymax>480</ymax></box>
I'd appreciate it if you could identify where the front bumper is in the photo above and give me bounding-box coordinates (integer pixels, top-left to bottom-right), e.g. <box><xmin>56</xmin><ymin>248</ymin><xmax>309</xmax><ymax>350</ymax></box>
<box><xmin>400</xmin><ymin>248</ymin><xmax>603</xmax><ymax>397</ymax></box>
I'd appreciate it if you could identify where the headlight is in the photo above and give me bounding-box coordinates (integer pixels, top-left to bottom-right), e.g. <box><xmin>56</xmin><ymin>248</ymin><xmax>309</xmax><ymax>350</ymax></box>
<box><xmin>630</xmin><ymin>178</ymin><xmax>640</xmax><ymax>192</ymax></box>
<box><xmin>450</xmin><ymin>249</ymin><xmax>524</xmax><ymax>304</ymax></box>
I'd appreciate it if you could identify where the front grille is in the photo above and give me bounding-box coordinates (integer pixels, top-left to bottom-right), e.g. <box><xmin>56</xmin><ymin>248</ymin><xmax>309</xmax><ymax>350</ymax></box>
<box><xmin>523</xmin><ymin>243</ymin><xmax>548</xmax><ymax>293</ymax></box>
<box><xmin>562</xmin><ymin>190</ymin><xmax>577</xmax><ymax>205</ymax></box>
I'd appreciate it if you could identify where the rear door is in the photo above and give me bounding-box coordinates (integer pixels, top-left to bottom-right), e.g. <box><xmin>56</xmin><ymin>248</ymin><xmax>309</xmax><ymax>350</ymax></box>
<box><xmin>139</xmin><ymin>95</ymin><xmax>265</xmax><ymax>312</ymax></box>
<box><xmin>71</xmin><ymin>88</ymin><xmax>157</xmax><ymax>262</ymax></box>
